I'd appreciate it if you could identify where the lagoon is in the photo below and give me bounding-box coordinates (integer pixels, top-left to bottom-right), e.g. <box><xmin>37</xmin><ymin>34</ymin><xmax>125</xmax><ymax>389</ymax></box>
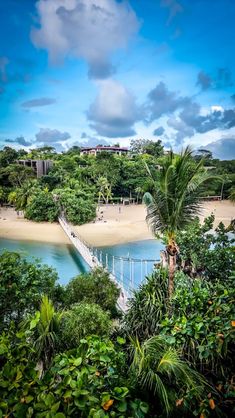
<box><xmin>0</xmin><ymin>238</ymin><xmax>163</xmax><ymax>290</ymax></box>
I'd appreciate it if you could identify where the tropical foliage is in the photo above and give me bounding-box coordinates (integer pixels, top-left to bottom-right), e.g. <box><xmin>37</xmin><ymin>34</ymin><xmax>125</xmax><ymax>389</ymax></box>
<box><xmin>143</xmin><ymin>146</ymin><xmax>218</xmax><ymax>298</ymax></box>
<box><xmin>65</xmin><ymin>267</ymin><xmax>120</xmax><ymax>317</ymax></box>
<box><xmin>0</xmin><ymin>251</ymin><xmax>58</xmax><ymax>329</ymax></box>
<box><xmin>0</xmin><ymin>144</ymin><xmax>235</xmax><ymax>416</ymax></box>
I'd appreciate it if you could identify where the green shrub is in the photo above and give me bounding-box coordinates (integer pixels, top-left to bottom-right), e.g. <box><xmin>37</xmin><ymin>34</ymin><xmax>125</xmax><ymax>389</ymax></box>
<box><xmin>65</xmin><ymin>268</ymin><xmax>120</xmax><ymax>317</ymax></box>
<box><xmin>160</xmin><ymin>274</ymin><xmax>235</xmax><ymax>376</ymax></box>
<box><xmin>176</xmin><ymin>215</ymin><xmax>235</xmax><ymax>281</ymax></box>
<box><xmin>0</xmin><ymin>251</ymin><xmax>58</xmax><ymax>329</ymax></box>
<box><xmin>0</xmin><ymin>332</ymin><xmax>149</xmax><ymax>417</ymax></box>
<box><xmin>124</xmin><ymin>268</ymin><xmax>168</xmax><ymax>341</ymax></box>
<box><xmin>60</xmin><ymin>303</ymin><xmax>112</xmax><ymax>349</ymax></box>
<box><xmin>25</xmin><ymin>190</ymin><xmax>59</xmax><ymax>222</ymax></box>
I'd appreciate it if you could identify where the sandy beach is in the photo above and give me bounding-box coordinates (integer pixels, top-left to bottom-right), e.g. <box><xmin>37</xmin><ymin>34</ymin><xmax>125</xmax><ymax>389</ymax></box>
<box><xmin>0</xmin><ymin>201</ymin><xmax>234</xmax><ymax>247</ymax></box>
<box><xmin>0</xmin><ymin>207</ymin><xmax>70</xmax><ymax>245</ymax></box>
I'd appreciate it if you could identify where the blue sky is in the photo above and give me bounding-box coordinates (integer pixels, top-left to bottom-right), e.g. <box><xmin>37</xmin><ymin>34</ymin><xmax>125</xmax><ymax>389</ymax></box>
<box><xmin>0</xmin><ymin>0</ymin><xmax>235</xmax><ymax>159</ymax></box>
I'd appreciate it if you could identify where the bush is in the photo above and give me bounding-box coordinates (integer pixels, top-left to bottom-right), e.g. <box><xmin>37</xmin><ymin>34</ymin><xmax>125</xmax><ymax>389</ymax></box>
<box><xmin>124</xmin><ymin>268</ymin><xmax>168</xmax><ymax>341</ymax></box>
<box><xmin>160</xmin><ymin>273</ymin><xmax>235</xmax><ymax>376</ymax></box>
<box><xmin>176</xmin><ymin>215</ymin><xmax>235</xmax><ymax>281</ymax></box>
<box><xmin>55</xmin><ymin>187</ymin><xmax>96</xmax><ymax>224</ymax></box>
<box><xmin>25</xmin><ymin>190</ymin><xmax>59</xmax><ymax>222</ymax></box>
<box><xmin>0</xmin><ymin>251</ymin><xmax>58</xmax><ymax>329</ymax></box>
<box><xmin>65</xmin><ymin>268</ymin><xmax>120</xmax><ymax>317</ymax></box>
<box><xmin>0</xmin><ymin>332</ymin><xmax>149</xmax><ymax>417</ymax></box>
<box><xmin>60</xmin><ymin>303</ymin><xmax>112</xmax><ymax>349</ymax></box>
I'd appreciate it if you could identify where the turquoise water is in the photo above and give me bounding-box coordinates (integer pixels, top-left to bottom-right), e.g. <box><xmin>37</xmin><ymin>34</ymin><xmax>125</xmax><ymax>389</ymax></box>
<box><xmin>99</xmin><ymin>240</ymin><xmax>163</xmax><ymax>290</ymax></box>
<box><xmin>0</xmin><ymin>238</ymin><xmax>88</xmax><ymax>285</ymax></box>
<box><xmin>0</xmin><ymin>238</ymin><xmax>163</xmax><ymax>289</ymax></box>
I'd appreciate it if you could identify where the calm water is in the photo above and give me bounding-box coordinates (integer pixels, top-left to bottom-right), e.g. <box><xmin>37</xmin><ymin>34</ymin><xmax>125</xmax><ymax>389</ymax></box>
<box><xmin>0</xmin><ymin>238</ymin><xmax>88</xmax><ymax>285</ymax></box>
<box><xmin>99</xmin><ymin>240</ymin><xmax>163</xmax><ymax>290</ymax></box>
<box><xmin>0</xmin><ymin>238</ymin><xmax>163</xmax><ymax>290</ymax></box>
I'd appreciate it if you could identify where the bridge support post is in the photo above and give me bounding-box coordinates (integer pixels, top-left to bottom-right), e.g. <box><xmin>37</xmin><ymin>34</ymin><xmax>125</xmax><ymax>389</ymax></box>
<box><xmin>112</xmin><ymin>256</ymin><xmax>115</xmax><ymax>275</ymax></box>
<box><xmin>105</xmin><ymin>253</ymin><xmax>108</xmax><ymax>269</ymax></box>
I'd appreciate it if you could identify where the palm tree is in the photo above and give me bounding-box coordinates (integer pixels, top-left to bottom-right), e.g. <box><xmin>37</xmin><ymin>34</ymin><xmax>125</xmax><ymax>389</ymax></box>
<box><xmin>130</xmin><ymin>335</ymin><xmax>205</xmax><ymax>416</ymax></box>
<box><xmin>26</xmin><ymin>295</ymin><xmax>63</xmax><ymax>371</ymax></box>
<box><xmin>143</xmin><ymin>147</ymin><xmax>218</xmax><ymax>299</ymax></box>
<box><xmin>97</xmin><ymin>176</ymin><xmax>112</xmax><ymax>204</ymax></box>
<box><xmin>135</xmin><ymin>186</ymin><xmax>144</xmax><ymax>204</ymax></box>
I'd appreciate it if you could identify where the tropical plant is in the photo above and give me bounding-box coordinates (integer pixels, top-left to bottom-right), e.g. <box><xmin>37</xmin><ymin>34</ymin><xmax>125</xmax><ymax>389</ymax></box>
<box><xmin>124</xmin><ymin>269</ymin><xmax>168</xmax><ymax>341</ymax></box>
<box><xmin>97</xmin><ymin>176</ymin><xmax>113</xmax><ymax>204</ymax></box>
<box><xmin>13</xmin><ymin>180</ymin><xmax>39</xmax><ymax>211</ymax></box>
<box><xmin>160</xmin><ymin>273</ymin><xmax>235</xmax><ymax>376</ymax></box>
<box><xmin>229</xmin><ymin>187</ymin><xmax>235</xmax><ymax>202</ymax></box>
<box><xmin>25</xmin><ymin>295</ymin><xmax>63</xmax><ymax>370</ymax></box>
<box><xmin>176</xmin><ymin>215</ymin><xmax>235</xmax><ymax>281</ymax></box>
<box><xmin>25</xmin><ymin>189</ymin><xmax>59</xmax><ymax>222</ymax></box>
<box><xmin>143</xmin><ymin>146</ymin><xmax>219</xmax><ymax>298</ymax></box>
<box><xmin>4</xmin><ymin>163</ymin><xmax>35</xmax><ymax>187</ymax></box>
<box><xmin>0</xmin><ymin>185</ymin><xmax>5</xmax><ymax>204</ymax></box>
<box><xmin>159</xmin><ymin>273</ymin><xmax>235</xmax><ymax>417</ymax></box>
<box><xmin>0</xmin><ymin>251</ymin><xmax>58</xmax><ymax>329</ymax></box>
<box><xmin>60</xmin><ymin>302</ymin><xmax>112</xmax><ymax>349</ymax></box>
<box><xmin>55</xmin><ymin>187</ymin><xmax>96</xmax><ymax>224</ymax></box>
<box><xmin>0</xmin><ymin>331</ymin><xmax>149</xmax><ymax>417</ymax></box>
<box><xmin>130</xmin><ymin>335</ymin><xmax>205</xmax><ymax>416</ymax></box>
<box><xmin>65</xmin><ymin>267</ymin><xmax>120</xmax><ymax>317</ymax></box>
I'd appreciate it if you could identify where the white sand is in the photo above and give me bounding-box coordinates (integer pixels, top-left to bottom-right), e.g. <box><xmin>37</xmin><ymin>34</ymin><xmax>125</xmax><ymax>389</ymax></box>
<box><xmin>0</xmin><ymin>207</ymin><xmax>70</xmax><ymax>244</ymax></box>
<box><xmin>0</xmin><ymin>201</ymin><xmax>234</xmax><ymax>247</ymax></box>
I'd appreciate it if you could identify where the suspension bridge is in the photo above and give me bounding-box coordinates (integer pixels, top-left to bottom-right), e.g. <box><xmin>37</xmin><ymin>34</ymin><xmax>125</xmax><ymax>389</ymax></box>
<box><xmin>59</xmin><ymin>216</ymin><xmax>159</xmax><ymax>311</ymax></box>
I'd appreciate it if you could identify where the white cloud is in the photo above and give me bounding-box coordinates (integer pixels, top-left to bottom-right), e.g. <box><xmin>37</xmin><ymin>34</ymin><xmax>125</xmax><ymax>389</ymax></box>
<box><xmin>205</xmin><ymin>135</ymin><xmax>235</xmax><ymax>160</ymax></box>
<box><xmin>31</xmin><ymin>0</ymin><xmax>139</xmax><ymax>78</ymax></box>
<box><xmin>87</xmin><ymin>79</ymin><xmax>140</xmax><ymax>137</ymax></box>
<box><xmin>35</xmin><ymin>128</ymin><xmax>71</xmax><ymax>143</ymax></box>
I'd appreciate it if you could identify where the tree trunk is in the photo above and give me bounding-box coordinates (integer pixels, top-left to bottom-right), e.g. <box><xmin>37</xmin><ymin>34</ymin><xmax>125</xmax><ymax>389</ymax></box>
<box><xmin>168</xmin><ymin>254</ymin><xmax>176</xmax><ymax>299</ymax></box>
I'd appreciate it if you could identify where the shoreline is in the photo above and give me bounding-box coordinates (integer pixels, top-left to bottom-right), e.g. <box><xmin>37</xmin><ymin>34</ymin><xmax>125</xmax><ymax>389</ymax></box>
<box><xmin>0</xmin><ymin>201</ymin><xmax>234</xmax><ymax>247</ymax></box>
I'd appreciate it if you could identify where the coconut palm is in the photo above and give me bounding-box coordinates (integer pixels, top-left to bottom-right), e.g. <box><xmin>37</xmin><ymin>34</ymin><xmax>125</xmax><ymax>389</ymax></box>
<box><xmin>130</xmin><ymin>335</ymin><xmax>205</xmax><ymax>416</ymax></box>
<box><xmin>143</xmin><ymin>147</ymin><xmax>218</xmax><ymax>298</ymax></box>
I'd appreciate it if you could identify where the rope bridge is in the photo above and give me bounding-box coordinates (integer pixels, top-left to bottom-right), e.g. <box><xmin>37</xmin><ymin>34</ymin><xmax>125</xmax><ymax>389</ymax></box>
<box><xmin>58</xmin><ymin>216</ymin><xmax>159</xmax><ymax>311</ymax></box>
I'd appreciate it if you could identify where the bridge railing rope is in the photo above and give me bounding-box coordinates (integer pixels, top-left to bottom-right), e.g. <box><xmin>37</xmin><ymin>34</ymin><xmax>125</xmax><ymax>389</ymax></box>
<box><xmin>58</xmin><ymin>215</ymin><xmax>160</xmax><ymax>311</ymax></box>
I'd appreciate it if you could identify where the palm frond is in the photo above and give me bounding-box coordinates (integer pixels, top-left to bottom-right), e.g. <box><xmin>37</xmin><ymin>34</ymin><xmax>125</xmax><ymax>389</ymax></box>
<box><xmin>130</xmin><ymin>335</ymin><xmax>205</xmax><ymax>415</ymax></box>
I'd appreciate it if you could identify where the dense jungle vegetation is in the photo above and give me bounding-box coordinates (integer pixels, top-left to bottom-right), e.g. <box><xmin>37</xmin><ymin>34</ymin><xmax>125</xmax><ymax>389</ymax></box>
<box><xmin>0</xmin><ymin>143</ymin><xmax>234</xmax><ymax>416</ymax></box>
<box><xmin>0</xmin><ymin>141</ymin><xmax>235</xmax><ymax>224</ymax></box>
<box><xmin>0</xmin><ymin>215</ymin><xmax>234</xmax><ymax>417</ymax></box>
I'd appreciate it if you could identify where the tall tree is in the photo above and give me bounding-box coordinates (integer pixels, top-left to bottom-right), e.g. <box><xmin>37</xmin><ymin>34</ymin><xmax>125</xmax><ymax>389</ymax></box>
<box><xmin>143</xmin><ymin>147</ymin><xmax>218</xmax><ymax>299</ymax></box>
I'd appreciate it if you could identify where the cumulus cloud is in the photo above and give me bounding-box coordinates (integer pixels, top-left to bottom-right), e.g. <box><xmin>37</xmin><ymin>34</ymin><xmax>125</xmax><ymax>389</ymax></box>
<box><xmin>196</xmin><ymin>67</ymin><xmax>233</xmax><ymax>91</ymax></box>
<box><xmin>167</xmin><ymin>117</ymin><xmax>194</xmax><ymax>143</ymax></box>
<box><xmin>197</xmin><ymin>71</ymin><xmax>212</xmax><ymax>90</ymax></box>
<box><xmin>205</xmin><ymin>136</ymin><xmax>235</xmax><ymax>160</ymax></box>
<box><xmin>35</xmin><ymin>128</ymin><xmax>71</xmax><ymax>143</ymax></box>
<box><xmin>144</xmin><ymin>81</ymin><xmax>235</xmax><ymax>145</ymax></box>
<box><xmin>73</xmin><ymin>133</ymin><xmax>110</xmax><ymax>147</ymax></box>
<box><xmin>153</xmin><ymin>126</ymin><xmax>165</xmax><ymax>136</ymax></box>
<box><xmin>31</xmin><ymin>0</ymin><xmax>139</xmax><ymax>79</ymax></box>
<box><xmin>5</xmin><ymin>136</ymin><xmax>34</xmax><ymax>147</ymax></box>
<box><xmin>146</xmin><ymin>81</ymin><xmax>188</xmax><ymax>121</ymax></box>
<box><xmin>22</xmin><ymin>97</ymin><xmax>56</xmax><ymax>108</ymax></box>
<box><xmin>87</xmin><ymin>79</ymin><xmax>140</xmax><ymax>137</ymax></box>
